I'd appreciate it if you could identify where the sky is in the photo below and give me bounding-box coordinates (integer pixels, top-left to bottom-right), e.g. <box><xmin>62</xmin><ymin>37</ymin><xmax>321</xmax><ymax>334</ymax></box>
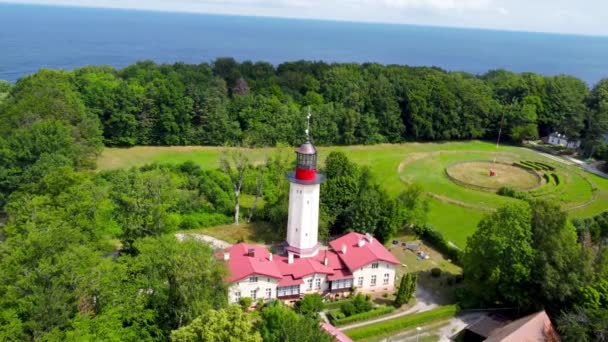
<box><xmin>3</xmin><ymin>0</ymin><xmax>608</xmax><ymax>36</ymax></box>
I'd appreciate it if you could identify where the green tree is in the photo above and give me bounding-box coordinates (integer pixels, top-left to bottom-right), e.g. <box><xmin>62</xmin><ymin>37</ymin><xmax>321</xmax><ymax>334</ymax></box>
<box><xmin>109</xmin><ymin>167</ymin><xmax>184</xmax><ymax>253</ymax></box>
<box><xmin>297</xmin><ymin>294</ymin><xmax>325</xmax><ymax>318</ymax></box>
<box><xmin>171</xmin><ymin>305</ymin><xmax>261</xmax><ymax>342</ymax></box>
<box><xmin>125</xmin><ymin>236</ymin><xmax>228</xmax><ymax>332</ymax></box>
<box><xmin>463</xmin><ymin>203</ymin><xmax>535</xmax><ymax>308</ymax></box>
<box><xmin>257</xmin><ymin>301</ymin><xmax>332</xmax><ymax>342</ymax></box>
<box><xmin>529</xmin><ymin>200</ymin><xmax>591</xmax><ymax>306</ymax></box>
<box><xmin>394</xmin><ymin>273</ymin><xmax>417</xmax><ymax>307</ymax></box>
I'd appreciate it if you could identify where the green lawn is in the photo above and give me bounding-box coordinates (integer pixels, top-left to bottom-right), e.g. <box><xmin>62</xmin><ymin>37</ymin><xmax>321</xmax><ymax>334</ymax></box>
<box><xmin>98</xmin><ymin>141</ymin><xmax>608</xmax><ymax>248</ymax></box>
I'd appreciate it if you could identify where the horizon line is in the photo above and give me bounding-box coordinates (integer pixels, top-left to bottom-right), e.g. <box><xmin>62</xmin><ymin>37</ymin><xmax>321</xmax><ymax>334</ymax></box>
<box><xmin>2</xmin><ymin>1</ymin><xmax>608</xmax><ymax>39</ymax></box>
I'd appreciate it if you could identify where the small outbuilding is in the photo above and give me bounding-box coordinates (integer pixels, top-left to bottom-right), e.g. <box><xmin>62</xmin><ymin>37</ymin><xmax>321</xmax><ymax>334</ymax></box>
<box><xmin>544</xmin><ymin>132</ymin><xmax>580</xmax><ymax>149</ymax></box>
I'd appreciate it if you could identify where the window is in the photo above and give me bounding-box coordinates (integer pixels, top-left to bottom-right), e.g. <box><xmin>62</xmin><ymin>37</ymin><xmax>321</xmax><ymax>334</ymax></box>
<box><xmin>371</xmin><ymin>262</ymin><xmax>379</xmax><ymax>269</ymax></box>
<box><xmin>307</xmin><ymin>278</ymin><xmax>313</xmax><ymax>291</ymax></box>
<box><xmin>265</xmin><ymin>288</ymin><xmax>272</xmax><ymax>299</ymax></box>
<box><xmin>315</xmin><ymin>278</ymin><xmax>321</xmax><ymax>289</ymax></box>
<box><xmin>357</xmin><ymin>277</ymin><xmax>364</xmax><ymax>287</ymax></box>
<box><xmin>383</xmin><ymin>273</ymin><xmax>390</xmax><ymax>285</ymax></box>
<box><xmin>277</xmin><ymin>285</ymin><xmax>300</xmax><ymax>297</ymax></box>
<box><xmin>251</xmin><ymin>290</ymin><xmax>257</xmax><ymax>301</ymax></box>
<box><xmin>371</xmin><ymin>275</ymin><xmax>377</xmax><ymax>287</ymax></box>
<box><xmin>249</xmin><ymin>276</ymin><xmax>258</xmax><ymax>283</ymax></box>
<box><xmin>235</xmin><ymin>291</ymin><xmax>241</xmax><ymax>301</ymax></box>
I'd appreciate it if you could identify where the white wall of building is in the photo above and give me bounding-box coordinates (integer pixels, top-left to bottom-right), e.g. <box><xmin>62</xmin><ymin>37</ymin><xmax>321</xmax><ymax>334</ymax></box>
<box><xmin>300</xmin><ymin>273</ymin><xmax>329</xmax><ymax>294</ymax></box>
<box><xmin>286</xmin><ymin>182</ymin><xmax>320</xmax><ymax>253</ymax></box>
<box><xmin>228</xmin><ymin>274</ymin><xmax>278</xmax><ymax>304</ymax></box>
<box><xmin>352</xmin><ymin>262</ymin><xmax>396</xmax><ymax>293</ymax></box>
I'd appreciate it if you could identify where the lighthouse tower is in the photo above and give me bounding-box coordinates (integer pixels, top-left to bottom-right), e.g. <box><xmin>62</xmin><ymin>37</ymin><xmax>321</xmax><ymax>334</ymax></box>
<box><xmin>285</xmin><ymin>114</ymin><xmax>324</xmax><ymax>258</ymax></box>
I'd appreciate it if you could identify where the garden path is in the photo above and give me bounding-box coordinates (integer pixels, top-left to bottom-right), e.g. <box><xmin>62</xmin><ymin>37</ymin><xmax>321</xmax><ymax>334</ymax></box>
<box><xmin>339</xmin><ymin>285</ymin><xmax>439</xmax><ymax>331</ymax></box>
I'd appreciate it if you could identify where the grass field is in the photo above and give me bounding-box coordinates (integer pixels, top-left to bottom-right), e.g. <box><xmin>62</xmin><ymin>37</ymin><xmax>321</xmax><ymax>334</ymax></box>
<box><xmin>98</xmin><ymin>141</ymin><xmax>608</xmax><ymax>248</ymax></box>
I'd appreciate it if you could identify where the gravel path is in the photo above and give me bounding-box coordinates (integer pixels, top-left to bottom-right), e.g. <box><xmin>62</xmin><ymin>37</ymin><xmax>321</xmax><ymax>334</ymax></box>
<box><xmin>175</xmin><ymin>233</ymin><xmax>232</xmax><ymax>249</ymax></box>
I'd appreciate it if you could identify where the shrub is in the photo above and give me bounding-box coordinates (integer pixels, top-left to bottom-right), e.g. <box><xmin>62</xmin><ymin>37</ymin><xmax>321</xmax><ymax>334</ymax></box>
<box><xmin>552</xmin><ymin>173</ymin><xmax>560</xmax><ymax>186</ymax></box>
<box><xmin>332</xmin><ymin>306</ymin><xmax>395</xmax><ymax>326</ymax></box>
<box><xmin>179</xmin><ymin>212</ymin><xmax>232</xmax><ymax>230</ymax></box>
<box><xmin>413</xmin><ymin>224</ymin><xmax>462</xmax><ymax>264</ymax></box>
<box><xmin>239</xmin><ymin>297</ymin><xmax>252</xmax><ymax>310</ymax></box>
<box><xmin>340</xmin><ymin>294</ymin><xmax>372</xmax><ymax>317</ymax></box>
<box><xmin>497</xmin><ymin>186</ymin><xmax>516</xmax><ymax>197</ymax></box>
<box><xmin>431</xmin><ymin>267</ymin><xmax>442</xmax><ymax>277</ymax></box>
<box><xmin>297</xmin><ymin>294</ymin><xmax>325</xmax><ymax>317</ymax></box>
<box><xmin>345</xmin><ymin>305</ymin><xmax>459</xmax><ymax>340</ymax></box>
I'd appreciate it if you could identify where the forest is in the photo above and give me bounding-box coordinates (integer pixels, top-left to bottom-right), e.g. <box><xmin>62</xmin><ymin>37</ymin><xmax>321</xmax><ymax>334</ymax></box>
<box><xmin>1</xmin><ymin>60</ymin><xmax>608</xmax><ymax>341</ymax></box>
<box><xmin>2</xmin><ymin>58</ymin><xmax>607</xmax><ymax>157</ymax></box>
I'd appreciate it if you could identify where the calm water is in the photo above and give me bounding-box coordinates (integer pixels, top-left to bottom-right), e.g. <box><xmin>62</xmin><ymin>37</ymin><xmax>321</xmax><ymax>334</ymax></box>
<box><xmin>1</xmin><ymin>4</ymin><xmax>608</xmax><ymax>84</ymax></box>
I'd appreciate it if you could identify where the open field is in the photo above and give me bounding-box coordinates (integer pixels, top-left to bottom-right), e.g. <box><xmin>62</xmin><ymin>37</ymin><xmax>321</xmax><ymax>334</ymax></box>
<box><xmin>446</xmin><ymin>161</ymin><xmax>540</xmax><ymax>191</ymax></box>
<box><xmin>99</xmin><ymin>141</ymin><xmax>608</xmax><ymax>248</ymax></box>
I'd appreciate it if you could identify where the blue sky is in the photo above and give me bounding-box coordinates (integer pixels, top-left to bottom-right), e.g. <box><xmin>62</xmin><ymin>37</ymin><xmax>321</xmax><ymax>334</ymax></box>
<box><xmin>3</xmin><ymin>0</ymin><xmax>608</xmax><ymax>36</ymax></box>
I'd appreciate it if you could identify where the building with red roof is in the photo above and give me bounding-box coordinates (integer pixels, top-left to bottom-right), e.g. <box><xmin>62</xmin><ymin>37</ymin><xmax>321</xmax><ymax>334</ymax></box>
<box><xmin>219</xmin><ymin>124</ymin><xmax>399</xmax><ymax>304</ymax></box>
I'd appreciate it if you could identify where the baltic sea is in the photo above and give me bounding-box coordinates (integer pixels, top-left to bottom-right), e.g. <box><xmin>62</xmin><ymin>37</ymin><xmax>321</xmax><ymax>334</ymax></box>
<box><xmin>1</xmin><ymin>3</ymin><xmax>607</xmax><ymax>84</ymax></box>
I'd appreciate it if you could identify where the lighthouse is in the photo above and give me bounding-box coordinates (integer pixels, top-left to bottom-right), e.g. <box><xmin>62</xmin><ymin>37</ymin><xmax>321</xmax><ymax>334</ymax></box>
<box><xmin>285</xmin><ymin>112</ymin><xmax>324</xmax><ymax>258</ymax></box>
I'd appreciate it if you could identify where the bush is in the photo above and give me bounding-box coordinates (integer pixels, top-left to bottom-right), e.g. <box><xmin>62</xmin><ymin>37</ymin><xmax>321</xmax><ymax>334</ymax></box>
<box><xmin>332</xmin><ymin>306</ymin><xmax>395</xmax><ymax>326</ymax></box>
<box><xmin>179</xmin><ymin>212</ymin><xmax>232</xmax><ymax>230</ymax></box>
<box><xmin>552</xmin><ymin>173</ymin><xmax>560</xmax><ymax>186</ymax></box>
<box><xmin>345</xmin><ymin>305</ymin><xmax>459</xmax><ymax>340</ymax></box>
<box><xmin>239</xmin><ymin>297</ymin><xmax>252</xmax><ymax>310</ymax></box>
<box><xmin>430</xmin><ymin>267</ymin><xmax>442</xmax><ymax>277</ymax></box>
<box><xmin>413</xmin><ymin>224</ymin><xmax>462</xmax><ymax>264</ymax></box>
<box><xmin>340</xmin><ymin>294</ymin><xmax>372</xmax><ymax>317</ymax></box>
<box><xmin>497</xmin><ymin>186</ymin><xmax>516</xmax><ymax>197</ymax></box>
<box><xmin>297</xmin><ymin>294</ymin><xmax>325</xmax><ymax>317</ymax></box>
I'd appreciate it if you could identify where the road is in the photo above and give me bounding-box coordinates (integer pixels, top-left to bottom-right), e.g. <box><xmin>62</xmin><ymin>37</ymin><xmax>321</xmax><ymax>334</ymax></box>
<box><xmin>377</xmin><ymin>312</ymin><xmax>486</xmax><ymax>342</ymax></box>
<box><xmin>339</xmin><ymin>285</ymin><xmax>439</xmax><ymax>331</ymax></box>
<box><xmin>174</xmin><ymin>233</ymin><xmax>232</xmax><ymax>249</ymax></box>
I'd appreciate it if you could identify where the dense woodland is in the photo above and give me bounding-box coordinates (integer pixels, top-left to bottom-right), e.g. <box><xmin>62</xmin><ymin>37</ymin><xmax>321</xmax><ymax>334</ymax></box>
<box><xmin>0</xmin><ymin>60</ymin><xmax>608</xmax><ymax>341</ymax></box>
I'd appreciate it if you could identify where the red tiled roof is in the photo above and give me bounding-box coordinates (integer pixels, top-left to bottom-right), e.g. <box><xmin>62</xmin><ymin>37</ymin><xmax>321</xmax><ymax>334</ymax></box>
<box><xmin>320</xmin><ymin>323</ymin><xmax>353</xmax><ymax>342</ymax></box>
<box><xmin>274</xmin><ymin>254</ymin><xmax>335</xmax><ymax>279</ymax></box>
<box><xmin>327</xmin><ymin>268</ymin><xmax>353</xmax><ymax>281</ymax></box>
<box><xmin>329</xmin><ymin>232</ymin><xmax>399</xmax><ymax>270</ymax></box>
<box><xmin>220</xmin><ymin>233</ymin><xmax>398</xmax><ymax>285</ymax></box>
<box><xmin>278</xmin><ymin>275</ymin><xmax>304</xmax><ymax>287</ymax></box>
<box><xmin>221</xmin><ymin>243</ymin><xmax>282</xmax><ymax>283</ymax></box>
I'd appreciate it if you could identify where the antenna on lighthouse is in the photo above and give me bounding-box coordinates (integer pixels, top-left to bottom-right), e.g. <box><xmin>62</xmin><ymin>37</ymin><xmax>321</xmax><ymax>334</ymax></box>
<box><xmin>305</xmin><ymin>106</ymin><xmax>312</xmax><ymax>141</ymax></box>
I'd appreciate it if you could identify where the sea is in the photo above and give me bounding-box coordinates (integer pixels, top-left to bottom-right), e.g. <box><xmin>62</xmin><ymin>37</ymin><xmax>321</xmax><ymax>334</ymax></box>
<box><xmin>1</xmin><ymin>3</ymin><xmax>608</xmax><ymax>84</ymax></box>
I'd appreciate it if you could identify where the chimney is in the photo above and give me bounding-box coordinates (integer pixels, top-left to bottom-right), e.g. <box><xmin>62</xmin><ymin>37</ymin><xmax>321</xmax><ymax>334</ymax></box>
<box><xmin>223</xmin><ymin>252</ymin><xmax>230</xmax><ymax>261</ymax></box>
<box><xmin>341</xmin><ymin>244</ymin><xmax>347</xmax><ymax>254</ymax></box>
<box><xmin>358</xmin><ymin>239</ymin><xmax>366</xmax><ymax>247</ymax></box>
<box><xmin>268</xmin><ymin>253</ymin><xmax>273</xmax><ymax>261</ymax></box>
<box><xmin>323</xmin><ymin>257</ymin><xmax>329</xmax><ymax>266</ymax></box>
<box><xmin>365</xmin><ymin>233</ymin><xmax>373</xmax><ymax>244</ymax></box>
<box><xmin>248</xmin><ymin>248</ymin><xmax>255</xmax><ymax>257</ymax></box>
<box><xmin>288</xmin><ymin>252</ymin><xmax>294</xmax><ymax>264</ymax></box>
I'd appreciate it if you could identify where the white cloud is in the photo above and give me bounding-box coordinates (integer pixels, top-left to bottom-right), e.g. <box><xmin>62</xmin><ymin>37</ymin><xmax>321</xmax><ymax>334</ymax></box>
<box><xmin>2</xmin><ymin>0</ymin><xmax>607</xmax><ymax>35</ymax></box>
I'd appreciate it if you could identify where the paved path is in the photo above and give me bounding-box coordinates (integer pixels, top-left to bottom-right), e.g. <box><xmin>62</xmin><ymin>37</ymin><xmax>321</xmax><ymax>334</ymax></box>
<box><xmin>581</xmin><ymin>161</ymin><xmax>608</xmax><ymax>178</ymax></box>
<box><xmin>339</xmin><ymin>285</ymin><xmax>439</xmax><ymax>331</ymax></box>
<box><xmin>175</xmin><ymin>233</ymin><xmax>232</xmax><ymax>249</ymax></box>
<box><xmin>378</xmin><ymin>312</ymin><xmax>486</xmax><ymax>342</ymax></box>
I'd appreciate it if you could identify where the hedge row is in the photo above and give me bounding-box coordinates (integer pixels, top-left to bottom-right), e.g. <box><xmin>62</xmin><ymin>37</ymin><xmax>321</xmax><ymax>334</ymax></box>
<box><xmin>413</xmin><ymin>225</ymin><xmax>462</xmax><ymax>265</ymax></box>
<box><xmin>552</xmin><ymin>173</ymin><xmax>561</xmax><ymax>186</ymax></box>
<box><xmin>513</xmin><ymin>162</ymin><xmax>536</xmax><ymax>172</ymax></box>
<box><xmin>332</xmin><ymin>305</ymin><xmax>395</xmax><ymax>326</ymax></box>
<box><xmin>345</xmin><ymin>305</ymin><xmax>460</xmax><ymax>340</ymax></box>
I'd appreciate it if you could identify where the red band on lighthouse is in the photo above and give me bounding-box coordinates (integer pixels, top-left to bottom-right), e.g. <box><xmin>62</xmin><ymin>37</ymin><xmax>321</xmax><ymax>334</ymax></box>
<box><xmin>295</xmin><ymin>168</ymin><xmax>316</xmax><ymax>181</ymax></box>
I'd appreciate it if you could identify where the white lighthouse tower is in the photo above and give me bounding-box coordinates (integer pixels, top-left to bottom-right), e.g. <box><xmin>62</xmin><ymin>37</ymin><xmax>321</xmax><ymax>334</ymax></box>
<box><xmin>285</xmin><ymin>113</ymin><xmax>324</xmax><ymax>259</ymax></box>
